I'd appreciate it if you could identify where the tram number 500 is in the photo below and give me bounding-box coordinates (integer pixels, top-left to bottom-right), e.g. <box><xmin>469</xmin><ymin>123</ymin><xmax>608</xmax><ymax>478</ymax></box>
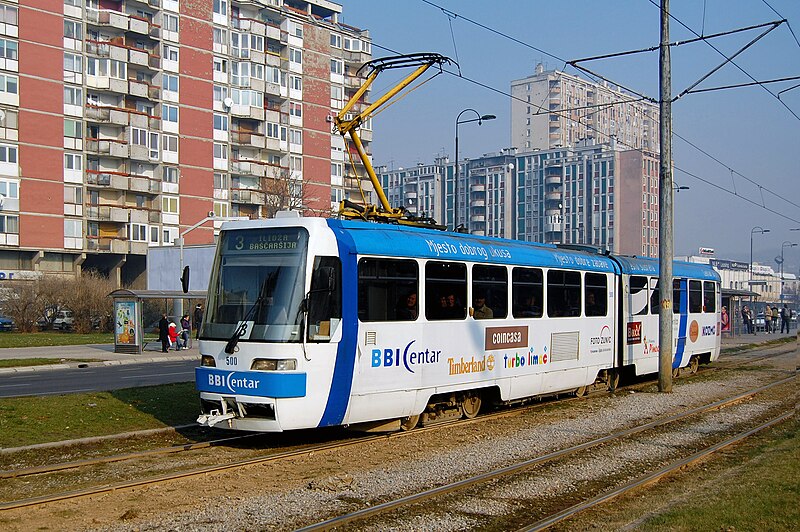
<box><xmin>225</xmin><ymin>356</ymin><xmax>238</xmax><ymax>366</ymax></box>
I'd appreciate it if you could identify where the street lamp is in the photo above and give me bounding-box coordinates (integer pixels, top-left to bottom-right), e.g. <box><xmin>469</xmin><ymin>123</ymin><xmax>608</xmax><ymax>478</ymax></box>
<box><xmin>454</xmin><ymin>109</ymin><xmax>495</xmax><ymax>231</ymax></box>
<box><xmin>780</xmin><ymin>241</ymin><xmax>798</xmax><ymax>302</ymax></box>
<box><xmin>749</xmin><ymin>226</ymin><xmax>770</xmax><ymax>303</ymax></box>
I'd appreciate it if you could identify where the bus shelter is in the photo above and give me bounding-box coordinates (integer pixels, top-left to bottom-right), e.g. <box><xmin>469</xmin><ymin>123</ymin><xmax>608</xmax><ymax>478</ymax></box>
<box><xmin>108</xmin><ymin>289</ymin><xmax>207</xmax><ymax>354</ymax></box>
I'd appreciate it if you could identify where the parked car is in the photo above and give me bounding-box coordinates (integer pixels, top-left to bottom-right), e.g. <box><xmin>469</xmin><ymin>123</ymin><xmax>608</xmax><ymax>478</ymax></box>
<box><xmin>52</xmin><ymin>310</ymin><xmax>75</xmax><ymax>330</ymax></box>
<box><xmin>0</xmin><ymin>314</ymin><xmax>13</xmax><ymax>332</ymax></box>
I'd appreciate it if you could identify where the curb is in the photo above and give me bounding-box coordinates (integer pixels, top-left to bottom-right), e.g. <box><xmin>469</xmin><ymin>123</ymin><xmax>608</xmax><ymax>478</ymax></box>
<box><xmin>0</xmin><ymin>354</ymin><xmax>198</xmax><ymax>374</ymax></box>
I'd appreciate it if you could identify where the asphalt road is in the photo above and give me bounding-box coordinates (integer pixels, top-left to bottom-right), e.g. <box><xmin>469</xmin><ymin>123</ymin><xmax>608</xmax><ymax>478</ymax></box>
<box><xmin>0</xmin><ymin>359</ymin><xmax>197</xmax><ymax>398</ymax></box>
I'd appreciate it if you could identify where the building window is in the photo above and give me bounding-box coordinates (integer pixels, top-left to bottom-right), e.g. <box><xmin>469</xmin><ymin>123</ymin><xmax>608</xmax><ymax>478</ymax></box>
<box><xmin>289</xmin><ymin>48</ymin><xmax>302</xmax><ymax>65</ymax></box>
<box><xmin>213</xmin><ymin>143</ymin><xmax>227</xmax><ymax>160</ymax></box>
<box><xmin>64</xmin><ymin>52</ymin><xmax>83</xmax><ymax>74</ymax></box>
<box><xmin>213</xmin><ymin>113</ymin><xmax>228</xmax><ymax>132</ymax></box>
<box><xmin>162</xmin><ymin>165</ymin><xmax>178</xmax><ymax>183</ymax></box>
<box><xmin>0</xmin><ymin>178</ymin><xmax>18</xmax><ymax>199</ymax></box>
<box><xmin>213</xmin><ymin>0</ymin><xmax>227</xmax><ymax>16</ymax></box>
<box><xmin>64</xmin><ymin>219</ymin><xmax>82</xmax><ymax>238</ymax></box>
<box><xmin>213</xmin><ymin>172</ymin><xmax>228</xmax><ymax>189</ymax></box>
<box><xmin>162</xmin><ymin>104</ymin><xmax>178</xmax><ymax>124</ymax></box>
<box><xmin>64</xmin><ymin>19</ymin><xmax>82</xmax><ymax>39</ymax></box>
<box><xmin>0</xmin><ymin>38</ymin><xmax>17</xmax><ymax>60</ymax></box>
<box><xmin>162</xmin><ymin>134</ymin><xmax>178</xmax><ymax>154</ymax></box>
<box><xmin>330</xmin><ymin>59</ymin><xmax>343</xmax><ymax>75</ymax></box>
<box><xmin>330</xmin><ymin>33</ymin><xmax>341</xmax><ymax>48</ymax></box>
<box><xmin>64</xmin><ymin>152</ymin><xmax>82</xmax><ymax>170</ymax></box>
<box><xmin>64</xmin><ymin>119</ymin><xmax>82</xmax><ymax>139</ymax></box>
<box><xmin>289</xmin><ymin>129</ymin><xmax>302</xmax><ymax>146</ymax></box>
<box><xmin>289</xmin><ymin>102</ymin><xmax>302</xmax><ymax>118</ymax></box>
<box><xmin>162</xmin><ymin>44</ymin><xmax>179</xmax><ymax>62</ymax></box>
<box><xmin>0</xmin><ymin>214</ymin><xmax>18</xmax><ymax>234</ymax></box>
<box><xmin>213</xmin><ymin>85</ymin><xmax>228</xmax><ymax>103</ymax></box>
<box><xmin>64</xmin><ymin>184</ymin><xmax>82</xmax><ymax>204</ymax></box>
<box><xmin>289</xmin><ymin>75</ymin><xmax>302</xmax><ymax>90</ymax></box>
<box><xmin>213</xmin><ymin>27</ymin><xmax>227</xmax><ymax>46</ymax></box>
<box><xmin>162</xmin><ymin>74</ymin><xmax>178</xmax><ymax>92</ymax></box>
<box><xmin>0</xmin><ymin>5</ymin><xmax>18</xmax><ymax>26</ymax></box>
<box><xmin>64</xmin><ymin>86</ymin><xmax>82</xmax><ymax>106</ymax></box>
<box><xmin>0</xmin><ymin>74</ymin><xmax>17</xmax><ymax>95</ymax></box>
<box><xmin>213</xmin><ymin>57</ymin><xmax>228</xmax><ymax>74</ymax></box>
<box><xmin>162</xmin><ymin>195</ymin><xmax>178</xmax><ymax>214</ymax></box>
<box><xmin>129</xmin><ymin>223</ymin><xmax>148</xmax><ymax>242</ymax></box>
<box><xmin>213</xmin><ymin>201</ymin><xmax>229</xmax><ymax>218</ymax></box>
<box><xmin>162</xmin><ymin>13</ymin><xmax>179</xmax><ymax>32</ymax></box>
<box><xmin>265</xmin><ymin>122</ymin><xmax>280</xmax><ymax>139</ymax></box>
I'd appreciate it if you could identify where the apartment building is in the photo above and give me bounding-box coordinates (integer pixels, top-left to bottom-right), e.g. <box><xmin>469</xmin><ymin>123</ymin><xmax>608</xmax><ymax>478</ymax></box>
<box><xmin>515</xmin><ymin>139</ymin><xmax>660</xmax><ymax>256</ymax></box>
<box><xmin>511</xmin><ymin>63</ymin><xmax>659</xmax><ymax>153</ymax></box>
<box><xmin>379</xmin><ymin>139</ymin><xmax>659</xmax><ymax>256</ymax></box>
<box><xmin>0</xmin><ymin>0</ymin><xmax>370</xmax><ymax>287</ymax></box>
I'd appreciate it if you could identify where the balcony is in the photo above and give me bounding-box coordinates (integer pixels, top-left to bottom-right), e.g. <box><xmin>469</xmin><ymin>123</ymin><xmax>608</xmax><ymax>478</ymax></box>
<box><xmin>128</xmin><ymin>47</ymin><xmax>150</xmax><ymax>66</ymax></box>
<box><xmin>231</xmin><ymin>160</ymin><xmax>266</xmax><ymax>178</ymax></box>
<box><xmin>231</xmin><ymin>188</ymin><xmax>266</xmax><ymax>205</ymax></box>
<box><xmin>86</xmin><ymin>237</ymin><xmax>129</xmax><ymax>254</ymax></box>
<box><xmin>470</xmin><ymin>183</ymin><xmax>486</xmax><ymax>192</ymax></box>
<box><xmin>86</xmin><ymin>171</ymin><xmax>128</xmax><ymax>190</ymax></box>
<box><xmin>86</xmin><ymin>138</ymin><xmax>129</xmax><ymax>158</ymax></box>
<box><xmin>545</xmin><ymin>222</ymin><xmax>562</xmax><ymax>233</ymax></box>
<box><xmin>129</xmin><ymin>175</ymin><xmax>160</xmax><ymax>194</ymax></box>
<box><xmin>86</xmin><ymin>205</ymin><xmax>128</xmax><ymax>223</ymax></box>
<box><xmin>545</xmin><ymin>191</ymin><xmax>562</xmax><ymax>201</ymax></box>
<box><xmin>87</xmin><ymin>9</ymin><xmax>132</xmax><ymax>32</ymax></box>
<box><xmin>231</xmin><ymin>130</ymin><xmax>266</xmax><ymax>149</ymax></box>
<box><xmin>128</xmin><ymin>16</ymin><xmax>150</xmax><ymax>35</ymax></box>
<box><xmin>545</xmin><ymin>174</ymin><xmax>562</xmax><ymax>185</ymax></box>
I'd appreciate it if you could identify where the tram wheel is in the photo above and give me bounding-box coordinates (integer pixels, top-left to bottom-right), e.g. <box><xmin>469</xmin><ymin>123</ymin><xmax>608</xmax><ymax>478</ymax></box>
<box><xmin>460</xmin><ymin>394</ymin><xmax>482</xmax><ymax>419</ymax></box>
<box><xmin>688</xmin><ymin>356</ymin><xmax>699</xmax><ymax>374</ymax></box>
<box><xmin>399</xmin><ymin>415</ymin><xmax>420</xmax><ymax>431</ymax></box>
<box><xmin>575</xmin><ymin>385</ymin><xmax>587</xmax><ymax>397</ymax></box>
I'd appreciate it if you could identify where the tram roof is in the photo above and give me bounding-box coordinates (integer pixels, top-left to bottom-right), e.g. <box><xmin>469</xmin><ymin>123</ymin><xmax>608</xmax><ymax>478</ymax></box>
<box><xmin>612</xmin><ymin>255</ymin><xmax>721</xmax><ymax>281</ymax></box>
<box><xmin>327</xmin><ymin>220</ymin><xmax>619</xmax><ymax>273</ymax></box>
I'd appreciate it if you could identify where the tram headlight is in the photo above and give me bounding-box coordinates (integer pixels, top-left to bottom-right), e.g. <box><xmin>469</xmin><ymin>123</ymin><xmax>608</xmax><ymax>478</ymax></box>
<box><xmin>251</xmin><ymin>358</ymin><xmax>297</xmax><ymax>371</ymax></box>
<box><xmin>201</xmin><ymin>355</ymin><xmax>216</xmax><ymax>367</ymax></box>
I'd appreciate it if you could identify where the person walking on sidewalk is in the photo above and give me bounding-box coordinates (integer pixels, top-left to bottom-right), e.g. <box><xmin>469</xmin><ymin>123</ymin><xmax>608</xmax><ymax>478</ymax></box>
<box><xmin>763</xmin><ymin>307</ymin><xmax>771</xmax><ymax>334</ymax></box>
<box><xmin>780</xmin><ymin>304</ymin><xmax>791</xmax><ymax>334</ymax></box>
<box><xmin>180</xmin><ymin>314</ymin><xmax>191</xmax><ymax>350</ymax></box>
<box><xmin>158</xmin><ymin>313</ymin><xmax>170</xmax><ymax>353</ymax></box>
<box><xmin>193</xmin><ymin>304</ymin><xmax>204</xmax><ymax>340</ymax></box>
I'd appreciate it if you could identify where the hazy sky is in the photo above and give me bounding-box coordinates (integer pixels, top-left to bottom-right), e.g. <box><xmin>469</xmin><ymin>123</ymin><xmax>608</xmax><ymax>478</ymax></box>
<box><xmin>339</xmin><ymin>0</ymin><xmax>800</xmax><ymax>275</ymax></box>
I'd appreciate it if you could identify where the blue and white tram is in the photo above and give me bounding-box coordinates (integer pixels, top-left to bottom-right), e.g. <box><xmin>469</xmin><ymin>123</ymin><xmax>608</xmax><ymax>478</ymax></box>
<box><xmin>195</xmin><ymin>214</ymin><xmax>720</xmax><ymax>432</ymax></box>
<box><xmin>615</xmin><ymin>256</ymin><xmax>721</xmax><ymax>376</ymax></box>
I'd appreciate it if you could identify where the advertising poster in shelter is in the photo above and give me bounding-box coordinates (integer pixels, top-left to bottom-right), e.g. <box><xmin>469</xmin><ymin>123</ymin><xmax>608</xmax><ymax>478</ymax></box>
<box><xmin>115</xmin><ymin>300</ymin><xmax>137</xmax><ymax>345</ymax></box>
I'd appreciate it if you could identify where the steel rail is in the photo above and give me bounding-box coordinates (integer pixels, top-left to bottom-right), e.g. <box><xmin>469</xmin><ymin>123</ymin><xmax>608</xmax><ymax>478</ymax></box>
<box><xmin>520</xmin><ymin>410</ymin><xmax>795</xmax><ymax>532</ymax></box>
<box><xmin>0</xmin><ymin>432</ymin><xmax>263</xmax><ymax>479</ymax></box>
<box><xmin>295</xmin><ymin>374</ymin><xmax>796</xmax><ymax>531</ymax></box>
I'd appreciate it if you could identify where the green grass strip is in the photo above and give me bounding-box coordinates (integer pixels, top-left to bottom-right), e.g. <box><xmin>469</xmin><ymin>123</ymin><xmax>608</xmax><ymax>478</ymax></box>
<box><xmin>0</xmin><ymin>382</ymin><xmax>198</xmax><ymax>448</ymax></box>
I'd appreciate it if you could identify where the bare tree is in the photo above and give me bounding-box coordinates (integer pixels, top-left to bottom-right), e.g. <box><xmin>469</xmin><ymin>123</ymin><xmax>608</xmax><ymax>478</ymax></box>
<box><xmin>61</xmin><ymin>270</ymin><xmax>116</xmax><ymax>333</ymax></box>
<box><xmin>261</xmin><ymin>167</ymin><xmax>325</xmax><ymax>218</ymax></box>
<box><xmin>0</xmin><ymin>281</ymin><xmax>42</xmax><ymax>332</ymax></box>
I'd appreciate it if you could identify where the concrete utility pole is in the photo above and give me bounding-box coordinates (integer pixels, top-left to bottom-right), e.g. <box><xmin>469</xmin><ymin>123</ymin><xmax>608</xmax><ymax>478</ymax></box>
<box><xmin>658</xmin><ymin>0</ymin><xmax>673</xmax><ymax>392</ymax></box>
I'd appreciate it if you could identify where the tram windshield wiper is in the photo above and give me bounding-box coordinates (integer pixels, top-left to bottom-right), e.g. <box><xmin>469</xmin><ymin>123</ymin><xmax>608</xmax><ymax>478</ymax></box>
<box><xmin>224</xmin><ymin>274</ymin><xmax>273</xmax><ymax>354</ymax></box>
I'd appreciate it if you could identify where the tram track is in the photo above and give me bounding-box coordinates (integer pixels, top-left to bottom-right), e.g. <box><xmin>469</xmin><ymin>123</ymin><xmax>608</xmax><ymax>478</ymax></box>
<box><xmin>0</xmin><ymin>342</ymin><xmax>792</xmax><ymax>511</ymax></box>
<box><xmin>295</xmin><ymin>374</ymin><xmax>797</xmax><ymax>531</ymax></box>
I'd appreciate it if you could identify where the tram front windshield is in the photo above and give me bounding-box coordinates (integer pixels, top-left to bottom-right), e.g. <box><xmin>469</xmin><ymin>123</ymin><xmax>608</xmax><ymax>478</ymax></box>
<box><xmin>204</xmin><ymin>227</ymin><xmax>308</xmax><ymax>343</ymax></box>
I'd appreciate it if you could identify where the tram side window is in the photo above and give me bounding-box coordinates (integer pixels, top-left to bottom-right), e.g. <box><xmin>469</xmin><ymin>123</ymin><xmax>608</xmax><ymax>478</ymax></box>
<box><xmin>512</xmin><ymin>267</ymin><xmax>543</xmax><ymax>318</ymax></box>
<box><xmin>307</xmin><ymin>256</ymin><xmax>342</xmax><ymax>341</ymax></box>
<box><xmin>649</xmin><ymin>277</ymin><xmax>660</xmax><ymax>314</ymax></box>
<box><xmin>425</xmin><ymin>261</ymin><xmax>467</xmax><ymax>320</ymax></box>
<box><xmin>689</xmin><ymin>280</ymin><xmax>702</xmax><ymax>313</ymax></box>
<box><xmin>703</xmin><ymin>281</ymin><xmax>716</xmax><ymax>313</ymax></box>
<box><xmin>357</xmin><ymin>258</ymin><xmax>418</xmax><ymax>322</ymax></box>
<box><xmin>472</xmin><ymin>265</ymin><xmax>507</xmax><ymax>319</ymax></box>
<box><xmin>547</xmin><ymin>269</ymin><xmax>581</xmax><ymax>317</ymax></box>
<box><xmin>585</xmin><ymin>273</ymin><xmax>607</xmax><ymax>317</ymax></box>
<box><xmin>630</xmin><ymin>276</ymin><xmax>649</xmax><ymax>316</ymax></box>
<box><xmin>649</xmin><ymin>278</ymin><xmax>681</xmax><ymax>314</ymax></box>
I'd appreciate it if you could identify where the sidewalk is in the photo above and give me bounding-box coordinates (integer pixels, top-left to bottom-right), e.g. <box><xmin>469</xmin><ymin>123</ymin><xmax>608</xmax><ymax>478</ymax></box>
<box><xmin>0</xmin><ymin>341</ymin><xmax>198</xmax><ymax>374</ymax></box>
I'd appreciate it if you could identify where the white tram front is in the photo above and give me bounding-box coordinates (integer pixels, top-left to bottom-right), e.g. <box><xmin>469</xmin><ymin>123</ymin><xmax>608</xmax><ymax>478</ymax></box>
<box><xmin>196</xmin><ymin>215</ymin><xmax>719</xmax><ymax>432</ymax></box>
